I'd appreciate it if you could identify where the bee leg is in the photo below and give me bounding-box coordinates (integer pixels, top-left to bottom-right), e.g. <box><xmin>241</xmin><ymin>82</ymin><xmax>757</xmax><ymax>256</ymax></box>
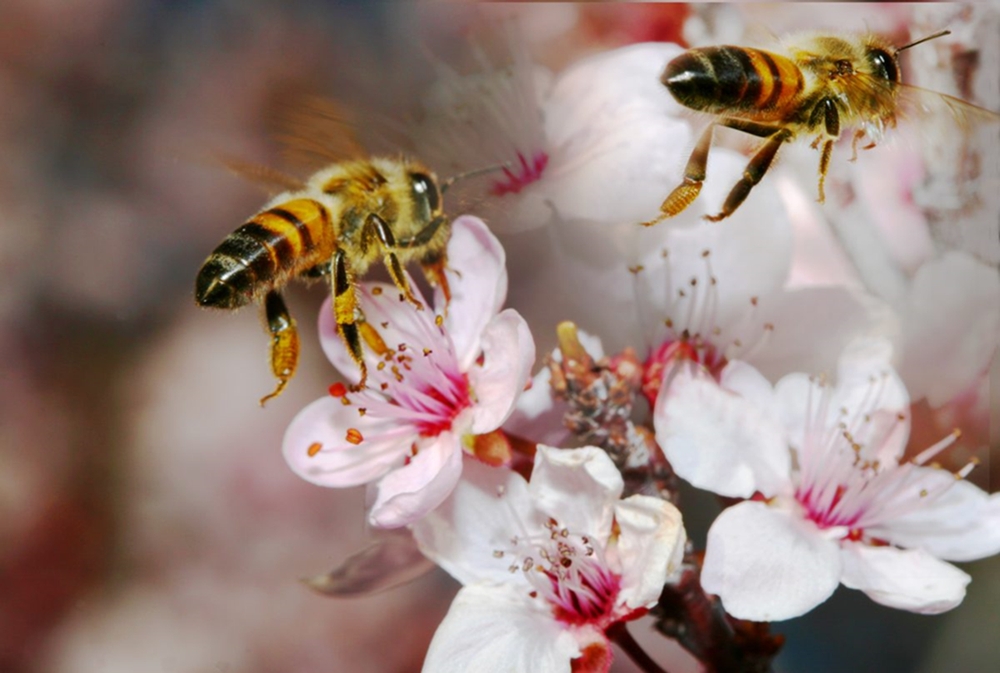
<box><xmin>420</xmin><ymin>250</ymin><xmax>452</xmax><ymax>308</ymax></box>
<box><xmin>332</xmin><ymin>249</ymin><xmax>368</xmax><ymax>391</ymax></box>
<box><xmin>813</xmin><ymin>98</ymin><xmax>841</xmax><ymax>204</ymax></box>
<box><xmin>259</xmin><ymin>290</ymin><xmax>299</xmax><ymax>406</ymax></box>
<box><xmin>642</xmin><ymin>123</ymin><xmax>715</xmax><ymax>226</ymax></box>
<box><xmin>361</xmin><ymin>213</ymin><xmax>423</xmax><ymax>310</ymax></box>
<box><xmin>398</xmin><ymin>215</ymin><xmax>449</xmax><ymax>249</ymax></box>
<box><xmin>705</xmin><ymin>128</ymin><xmax>792</xmax><ymax>222</ymax></box>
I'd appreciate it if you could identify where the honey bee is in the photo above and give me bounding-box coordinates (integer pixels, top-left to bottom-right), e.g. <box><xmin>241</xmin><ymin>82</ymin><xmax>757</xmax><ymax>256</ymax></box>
<box><xmin>195</xmin><ymin>157</ymin><xmax>455</xmax><ymax>405</ymax></box>
<box><xmin>642</xmin><ymin>30</ymin><xmax>999</xmax><ymax>225</ymax></box>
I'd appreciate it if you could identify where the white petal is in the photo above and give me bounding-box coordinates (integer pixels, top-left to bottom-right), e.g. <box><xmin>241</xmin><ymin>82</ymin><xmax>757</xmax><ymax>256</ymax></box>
<box><xmin>367</xmin><ymin>433</ymin><xmax>464</xmax><ymax>529</ymax></box>
<box><xmin>422</xmin><ymin>584</ymin><xmax>579</xmax><ymax>673</ymax></box>
<box><xmin>701</xmin><ymin>502</ymin><xmax>842</xmax><ymax>621</ymax></box>
<box><xmin>442</xmin><ymin>216</ymin><xmax>510</xmax><ymax>369</ymax></box>
<box><xmin>840</xmin><ymin>542</ymin><xmax>970</xmax><ymax>614</ymax></box>
<box><xmin>412</xmin><ymin>458</ymin><xmax>540</xmax><ymax>587</ymax></box>
<box><xmin>900</xmin><ymin>252</ymin><xmax>1000</xmax><ymax>406</ymax></box>
<box><xmin>872</xmin><ymin>469</ymin><xmax>1000</xmax><ymax>562</ymax></box>
<box><xmin>654</xmin><ymin>363</ymin><xmax>790</xmax><ymax>498</ymax></box>
<box><xmin>282</xmin><ymin>395</ymin><xmax>411</xmax><ymax>488</ymax></box>
<box><xmin>529</xmin><ymin>446</ymin><xmax>624</xmax><ymax>541</ymax></box>
<box><xmin>614</xmin><ymin>495</ymin><xmax>686</xmax><ymax>610</ymax></box>
<box><xmin>541</xmin><ymin>43</ymin><xmax>691</xmax><ymax>225</ymax></box>
<box><xmin>746</xmin><ymin>287</ymin><xmax>893</xmax><ymax>383</ymax></box>
<box><xmin>469</xmin><ymin>310</ymin><xmax>536</xmax><ymax>434</ymax></box>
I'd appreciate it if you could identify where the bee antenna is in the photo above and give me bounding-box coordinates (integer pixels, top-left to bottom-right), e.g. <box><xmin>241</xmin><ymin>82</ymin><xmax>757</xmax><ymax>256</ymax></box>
<box><xmin>440</xmin><ymin>162</ymin><xmax>512</xmax><ymax>194</ymax></box>
<box><xmin>896</xmin><ymin>29</ymin><xmax>951</xmax><ymax>54</ymax></box>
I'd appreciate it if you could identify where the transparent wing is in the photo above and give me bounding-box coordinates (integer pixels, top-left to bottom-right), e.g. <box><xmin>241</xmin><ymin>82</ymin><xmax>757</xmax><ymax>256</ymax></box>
<box><xmin>267</xmin><ymin>94</ymin><xmax>369</xmax><ymax>173</ymax></box>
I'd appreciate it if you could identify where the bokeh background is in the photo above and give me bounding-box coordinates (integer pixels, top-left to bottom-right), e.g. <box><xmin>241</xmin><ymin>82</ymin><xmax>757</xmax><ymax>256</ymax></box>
<box><xmin>1</xmin><ymin>2</ymin><xmax>996</xmax><ymax>672</ymax></box>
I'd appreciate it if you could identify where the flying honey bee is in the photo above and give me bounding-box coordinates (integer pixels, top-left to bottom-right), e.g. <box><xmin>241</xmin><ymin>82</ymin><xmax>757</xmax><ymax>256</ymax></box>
<box><xmin>196</xmin><ymin>157</ymin><xmax>460</xmax><ymax>405</ymax></box>
<box><xmin>641</xmin><ymin>30</ymin><xmax>1000</xmax><ymax>225</ymax></box>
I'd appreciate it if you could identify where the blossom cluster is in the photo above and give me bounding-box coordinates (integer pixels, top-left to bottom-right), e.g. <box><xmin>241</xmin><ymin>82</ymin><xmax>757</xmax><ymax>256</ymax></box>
<box><xmin>280</xmin><ymin>24</ymin><xmax>999</xmax><ymax>673</ymax></box>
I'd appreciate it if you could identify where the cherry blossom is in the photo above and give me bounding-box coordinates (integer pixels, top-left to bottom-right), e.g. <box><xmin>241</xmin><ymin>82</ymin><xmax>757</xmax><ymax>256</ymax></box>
<box><xmin>633</xmin><ymin>210</ymin><xmax>890</xmax><ymax>405</ymax></box>
<box><xmin>655</xmin><ymin>339</ymin><xmax>1000</xmax><ymax>621</ymax></box>
<box><xmin>413</xmin><ymin>40</ymin><xmax>692</xmax><ymax>233</ymax></box>
<box><xmin>412</xmin><ymin>445</ymin><xmax>685</xmax><ymax>673</ymax></box>
<box><xmin>283</xmin><ymin>216</ymin><xmax>535</xmax><ymax>529</ymax></box>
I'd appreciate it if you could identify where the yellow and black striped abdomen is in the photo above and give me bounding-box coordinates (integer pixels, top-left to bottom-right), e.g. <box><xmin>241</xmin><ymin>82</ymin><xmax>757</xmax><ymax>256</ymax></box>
<box><xmin>195</xmin><ymin>198</ymin><xmax>333</xmax><ymax>309</ymax></box>
<box><xmin>663</xmin><ymin>46</ymin><xmax>804</xmax><ymax>118</ymax></box>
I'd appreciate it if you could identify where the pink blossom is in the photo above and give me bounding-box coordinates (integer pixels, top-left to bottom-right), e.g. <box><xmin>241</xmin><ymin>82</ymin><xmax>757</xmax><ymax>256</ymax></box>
<box><xmin>283</xmin><ymin>216</ymin><xmax>535</xmax><ymax>528</ymax></box>
<box><xmin>655</xmin><ymin>339</ymin><xmax>1000</xmax><ymax>620</ymax></box>
<box><xmin>412</xmin><ymin>445</ymin><xmax>685</xmax><ymax>672</ymax></box>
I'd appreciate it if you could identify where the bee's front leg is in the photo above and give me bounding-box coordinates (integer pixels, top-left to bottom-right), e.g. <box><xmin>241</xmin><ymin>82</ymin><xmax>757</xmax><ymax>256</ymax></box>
<box><xmin>361</xmin><ymin>213</ymin><xmax>423</xmax><ymax>310</ymax></box>
<box><xmin>810</xmin><ymin>98</ymin><xmax>841</xmax><ymax>203</ymax></box>
<box><xmin>260</xmin><ymin>290</ymin><xmax>299</xmax><ymax>406</ymax></box>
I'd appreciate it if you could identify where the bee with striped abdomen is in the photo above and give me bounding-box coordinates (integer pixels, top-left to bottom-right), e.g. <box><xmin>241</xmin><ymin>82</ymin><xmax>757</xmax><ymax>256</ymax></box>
<box><xmin>642</xmin><ymin>30</ymin><xmax>998</xmax><ymax>225</ymax></box>
<box><xmin>195</xmin><ymin>157</ymin><xmax>453</xmax><ymax>405</ymax></box>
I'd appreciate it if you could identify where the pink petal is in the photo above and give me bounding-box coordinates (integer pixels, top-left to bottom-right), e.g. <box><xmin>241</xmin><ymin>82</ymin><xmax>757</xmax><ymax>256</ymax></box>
<box><xmin>469</xmin><ymin>309</ymin><xmax>536</xmax><ymax>434</ymax></box>
<box><xmin>614</xmin><ymin>495</ymin><xmax>686</xmax><ymax>611</ymax></box>
<box><xmin>282</xmin><ymin>395</ymin><xmax>412</xmax><ymax>488</ymax></box>
<box><xmin>701</xmin><ymin>501</ymin><xmax>842</xmax><ymax>621</ymax></box>
<box><xmin>655</xmin><ymin>363</ymin><xmax>790</xmax><ymax>498</ymax></box>
<box><xmin>872</xmin><ymin>469</ymin><xmax>1000</xmax><ymax>562</ymax></box>
<box><xmin>422</xmin><ymin>584</ymin><xmax>580</xmax><ymax>673</ymax></box>
<box><xmin>368</xmin><ymin>432</ymin><xmax>464</xmax><ymax>529</ymax></box>
<box><xmin>440</xmin><ymin>216</ymin><xmax>509</xmax><ymax>369</ymax></box>
<box><xmin>900</xmin><ymin>252</ymin><xmax>1000</xmax><ymax>406</ymax></box>
<box><xmin>746</xmin><ymin>287</ymin><xmax>892</xmax><ymax>383</ymax></box>
<box><xmin>528</xmin><ymin>446</ymin><xmax>624</xmax><ymax>541</ymax></box>
<box><xmin>839</xmin><ymin>542</ymin><xmax>970</xmax><ymax>614</ymax></box>
<box><xmin>412</xmin><ymin>457</ymin><xmax>540</xmax><ymax>587</ymax></box>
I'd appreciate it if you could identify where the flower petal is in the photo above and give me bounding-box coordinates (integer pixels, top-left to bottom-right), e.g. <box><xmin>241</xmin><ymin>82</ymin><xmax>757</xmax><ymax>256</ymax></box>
<box><xmin>747</xmin><ymin>287</ymin><xmax>894</xmax><ymax>383</ymax></box>
<box><xmin>282</xmin><ymin>395</ymin><xmax>411</xmax><ymax>488</ymax></box>
<box><xmin>900</xmin><ymin>252</ymin><xmax>1000</xmax><ymax>407</ymax></box>
<box><xmin>469</xmin><ymin>309</ymin><xmax>536</xmax><ymax>434</ymax></box>
<box><xmin>701</xmin><ymin>501</ymin><xmax>842</xmax><ymax>621</ymax></box>
<box><xmin>367</xmin><ymin>432</ymin><xmax>464</xmax><ymax>529</ymax></box>
<box><xmin>441</xmin><ymin>216</ymin><xmax>510</xmax><ymax>369</ymax></box>
<box><xmin>528</xmin><ymin>446</ymin><xmax>624</xmax><ymax>540</ymax></box>
<box><xmin>614</xmin><ymin>495</ymin><xmax>686</xmax><ymax>610</ymax></box>
<box><xmin>655</xmin><ymin>363</ymin><xmax>790</xmax><ymax>498</ymax></box>
<box><xmin>872</xmin><ymin>469</ymin><xmax>1000</xmax><ymax>562</ymax></box>
<box><xmin>839</xmin><ymin>542</ymin><xmax>970</xmax><ymax>614</ymax></box>
<box><xmin>540</xmin><ymin>43</ymin><xmax>690</xmax><ymax>226</ymax></box>
<box><xmin>422</xmin><ymin>584</ymin><xmax>579</xmax><ymax>673</ymax></box>
<box><xmin>412</xmin><ymin>457</ymin><xmax>540</xmax><ymax>586</ymax></box>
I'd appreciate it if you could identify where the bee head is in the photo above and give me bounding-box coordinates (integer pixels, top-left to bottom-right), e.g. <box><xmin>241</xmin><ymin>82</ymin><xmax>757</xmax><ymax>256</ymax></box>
<box><xmin>409</xmin><ymin>171</ymin><xmax>442</xmax><ymax>222</ymax></box>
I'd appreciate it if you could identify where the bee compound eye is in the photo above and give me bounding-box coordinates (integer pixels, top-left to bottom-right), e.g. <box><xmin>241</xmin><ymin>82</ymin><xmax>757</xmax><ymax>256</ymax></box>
<box><xmin>410</xmin><ymin>172</ymin><xmax>441</xmax><ymax>213</ymax></box>
<box><xmin>868</xmin><ymin>48</ymin><xmax>899</xmax><ymax>82</ymax></box>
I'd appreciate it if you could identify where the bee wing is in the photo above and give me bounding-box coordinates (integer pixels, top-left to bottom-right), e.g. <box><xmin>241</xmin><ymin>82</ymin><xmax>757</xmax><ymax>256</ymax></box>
<box><xmin>892</xmin><ymin>81</ymin><xmax>1000</xmax><ymax>130</ymax></box>
<box><xmin>215</xmin><ymin>154</ymin><xmax>307</xmax><ymax>194</ymax></box>
<box><xmin>269</xmin><ymin>94</ymin><xmax>369</xmax><ymax>172</ymax></box>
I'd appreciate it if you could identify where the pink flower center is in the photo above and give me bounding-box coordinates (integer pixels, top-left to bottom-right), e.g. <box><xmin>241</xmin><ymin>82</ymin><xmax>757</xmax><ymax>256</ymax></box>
<box><xmin>490</xmin><ymin>151</ymin><xmax>549</xmax><ymax>196</ymax></box>
<box><xmin>635</xmin><ymin>248</ymin><xmax>772</xmax><ymax>406</ymax></box>
<box><xmin>791</xmin><ymin>376</ymin><xmax>971</xmax><ymax>540</ymax></box>
<box><xmin>642</xmin><ymin>334</ymin><xmax>726</xmax><ymax>406</ymax></box>
<box><xmin>332</xmin><ymin>307</ymin><xmax>473</xmax><ymax>441</ymax></box>
<box><xmin>500</xmin><ymin>518</ymin><xmax>622</xmax><ymax>628</ymax></box>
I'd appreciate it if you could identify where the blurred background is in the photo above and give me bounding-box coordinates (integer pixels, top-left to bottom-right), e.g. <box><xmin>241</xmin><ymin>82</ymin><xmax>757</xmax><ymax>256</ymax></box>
<box><xmin>0</xmin><ymin>2</ymin><xmax>996</xmax><ymax>672</ymax></box>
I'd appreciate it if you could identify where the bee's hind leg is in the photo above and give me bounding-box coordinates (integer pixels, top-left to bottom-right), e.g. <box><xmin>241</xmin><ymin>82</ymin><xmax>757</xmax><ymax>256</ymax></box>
<box><xmin>642</xmin><ymin>123</ymin><xmax>715</xmax><ymax>226</ymax></box>
<box><xmin>260</xmin><ymin>290</ymin><xmax>299</xmax><ymax>406</ymax></box>
<box><xmin>705</xmin><ymin>126</ymin><xmax>792</xmax><ymax>222</ymax></box>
